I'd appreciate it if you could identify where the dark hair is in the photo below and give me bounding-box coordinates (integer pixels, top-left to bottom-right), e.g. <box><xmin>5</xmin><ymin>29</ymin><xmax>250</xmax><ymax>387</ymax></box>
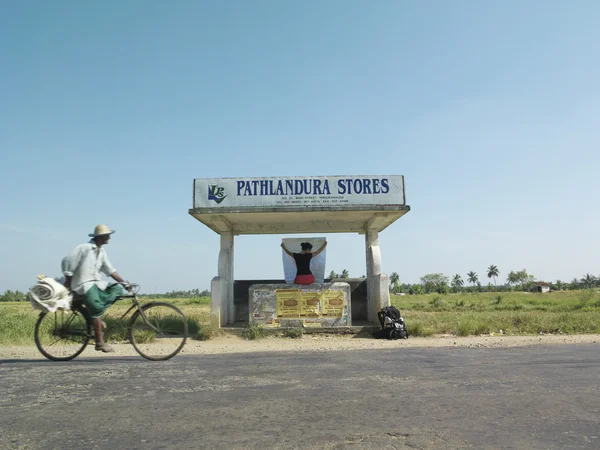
<box><xmin>300</xmin><ymin>242</ymin><xmax>313</xmax><ymax>251</ymax></box>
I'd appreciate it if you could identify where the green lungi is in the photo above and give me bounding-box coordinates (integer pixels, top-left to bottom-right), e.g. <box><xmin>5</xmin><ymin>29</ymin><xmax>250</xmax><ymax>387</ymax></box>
<box><xmin>83</xmin><ymin>284</ymin><xmax>125</xmax><ymax>318</ymax></box>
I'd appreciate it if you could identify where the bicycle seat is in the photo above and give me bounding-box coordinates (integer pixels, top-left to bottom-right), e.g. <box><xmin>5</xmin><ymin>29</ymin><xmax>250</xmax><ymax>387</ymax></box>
<box><xmin>71</xmin><ymin>293</ymin><xmax>85</xmax><ymax>308</ymax></box>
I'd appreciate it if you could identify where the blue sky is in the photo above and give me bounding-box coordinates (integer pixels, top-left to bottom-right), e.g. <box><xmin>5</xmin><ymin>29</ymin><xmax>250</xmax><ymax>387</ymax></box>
<box><xmin>1</xmin><ymin>1</ymin><xmax>598</xmax><ymax>293</ymax></box>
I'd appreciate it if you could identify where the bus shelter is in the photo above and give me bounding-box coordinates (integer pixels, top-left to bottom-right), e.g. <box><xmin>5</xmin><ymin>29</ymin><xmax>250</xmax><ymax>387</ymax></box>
<box><xmin>188</xmin><ymin>175</ymin><xmax>410</xmax><ymax>328</ymax></box>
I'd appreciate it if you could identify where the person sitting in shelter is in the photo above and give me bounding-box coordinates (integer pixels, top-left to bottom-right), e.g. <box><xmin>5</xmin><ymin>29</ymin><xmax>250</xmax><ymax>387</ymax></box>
<box><xmin>281</xmin><ymin>241</ymin><xmax>327</xmax><ymax>285</ymax></box>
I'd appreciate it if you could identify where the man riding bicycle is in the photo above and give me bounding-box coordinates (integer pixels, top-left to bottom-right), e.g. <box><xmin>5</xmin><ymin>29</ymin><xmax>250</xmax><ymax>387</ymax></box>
<box><xmin>62</xmin><ymin>224</ymin><xmax>129</xmax><ymax>353</ymax></box>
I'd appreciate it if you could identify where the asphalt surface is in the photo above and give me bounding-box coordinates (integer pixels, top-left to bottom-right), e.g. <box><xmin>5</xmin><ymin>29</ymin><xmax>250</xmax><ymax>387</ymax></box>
<box><xmin>1</xmin><ymin>344</ymin><xmax>599</xmax><ymax>450</ymax></box>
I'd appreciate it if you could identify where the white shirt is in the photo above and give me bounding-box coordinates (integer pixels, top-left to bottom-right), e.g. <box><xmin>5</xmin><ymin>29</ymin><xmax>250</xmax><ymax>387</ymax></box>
<box><xmin>62</xmin><ymin>240</ymin><xmax>117</xmax><ymax>294</ymax></box>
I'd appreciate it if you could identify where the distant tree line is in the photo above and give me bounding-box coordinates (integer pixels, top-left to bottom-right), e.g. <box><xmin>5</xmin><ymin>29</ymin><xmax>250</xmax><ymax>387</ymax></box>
<box><xmin>2</xmin><ymin>268</ymin><xmax>599</xmax><ymax>302</ymax></box>
<box><xmin>0</xmin><ymin>290</ymin><xmax>27</xmax><ymax>302</ymax></box>
<box><xmin>140</xmin><ymin>288</ymin><xmax>210</xmax><ymax>299</ymax></box>
<box><xmin>388</xmin><ymin>267</ymin><xmax>600</xmax><ymax>295</ymax></box>
<box><xmin>328</xmin><ymin>270</ymin><xmax>364</xmax><ymax>280</ymax></box>
<box><xmin>0</xmin><ymin>288</ymin><xmax>211</xmax><ymax>302</ymax></box>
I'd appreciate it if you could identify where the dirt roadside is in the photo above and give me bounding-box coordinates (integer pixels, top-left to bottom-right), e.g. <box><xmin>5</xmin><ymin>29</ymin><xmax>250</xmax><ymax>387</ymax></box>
<box><xmin>1</xmin><ymin>333</ymin><xmax>599</xmax><ymax>360</ymax></box>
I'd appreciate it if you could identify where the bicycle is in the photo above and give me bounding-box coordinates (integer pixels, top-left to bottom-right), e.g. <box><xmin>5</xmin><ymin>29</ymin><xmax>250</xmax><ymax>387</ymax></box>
<box><xmin>34</xmin><ymin>283</ymin><xmax>188</xmax><ymax>361</ymax></box>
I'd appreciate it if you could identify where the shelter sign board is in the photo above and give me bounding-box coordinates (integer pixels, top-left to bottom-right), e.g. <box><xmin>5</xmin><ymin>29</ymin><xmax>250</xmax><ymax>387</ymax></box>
<box><xmin>193</xmin><ymin>175</ymin><xmax>405</xmax><ymax>209</ymax></box>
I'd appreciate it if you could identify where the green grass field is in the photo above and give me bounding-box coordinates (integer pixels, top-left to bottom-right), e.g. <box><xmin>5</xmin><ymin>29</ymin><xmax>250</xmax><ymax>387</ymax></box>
<box><xmin>391</xmin><ymin>290</ymin><xmax>600</xmax><ymax>337</ymax></box>
<box><xmin>1</xmin><ymin>290</ymin><xmax>599</xmax><ymax>345</ymax></box>
<box><xmin>0</xmin><ymin>297</ymin><xmax>211</xmax><ymax>346</ymax></box>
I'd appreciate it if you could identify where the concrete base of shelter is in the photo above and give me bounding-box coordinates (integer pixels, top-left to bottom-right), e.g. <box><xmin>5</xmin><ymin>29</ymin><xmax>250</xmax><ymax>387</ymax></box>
<box><xmin>221</xmin><ymin>320</ymin><xmax>379</xmax><ymax>336</ymax></box>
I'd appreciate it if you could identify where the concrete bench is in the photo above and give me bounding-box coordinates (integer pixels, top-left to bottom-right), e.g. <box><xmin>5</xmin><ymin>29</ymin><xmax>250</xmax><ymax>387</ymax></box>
<box><xmin>249</xmin><ymin>282</ymin><xmax>351</xmax><ymax>328</ymax></box>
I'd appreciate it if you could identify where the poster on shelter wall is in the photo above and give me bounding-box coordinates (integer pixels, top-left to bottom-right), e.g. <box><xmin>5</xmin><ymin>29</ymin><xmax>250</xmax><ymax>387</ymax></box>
<box><xmin>300</xmin><ymin>291</ymin><xmax>322</xmax><ymax>317</ymax></box>
<box><xmin>281</xmin><ymin>237</ymin><xmax>326</xmax><ymax>284</ymax></box>
<box><xmin>276</xmin><ymin>289</ymin><xmax>300</xmax><ymax>317</ymax></box>
<box><xmin>321</xmin><ymin>290</ymin><xmax>345</xmax><ymax>317</ymax></box>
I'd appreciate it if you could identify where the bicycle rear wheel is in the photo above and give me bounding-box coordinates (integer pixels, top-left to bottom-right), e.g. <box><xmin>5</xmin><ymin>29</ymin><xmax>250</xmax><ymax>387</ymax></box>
<box><xmin>34</xmin><ymin>306</ymin><xmax>91</xmax><ymax>361</ymax></box>
<box><xmin>129</xmin><ymin>302</ymin><xmax>188</xmax><ymax>361</ymax></box>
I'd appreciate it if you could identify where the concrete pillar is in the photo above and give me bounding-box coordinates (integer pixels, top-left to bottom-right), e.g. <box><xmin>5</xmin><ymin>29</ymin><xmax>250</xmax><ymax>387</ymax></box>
<box><xmin>218</xmin><ymin>232</ymin><xmax>234</xmax><ymax>325</ymax></box>
<box><xmin>210</xmin><ymin>276</ymin><xmax>222</xmax><ymax>327</ymax></box>
<box><xmin>378</xmin><ymin>273</ymin><xmax>391</xmax><ymax>312</ymax></box>
<box><xmin>365</xmin><ymin>229</ymin><xmax>383</xmax><ymax>323</ymax></box>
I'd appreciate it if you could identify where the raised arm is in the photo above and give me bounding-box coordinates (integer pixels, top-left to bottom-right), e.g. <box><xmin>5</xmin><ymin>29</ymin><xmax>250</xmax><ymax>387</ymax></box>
<box><xmin>281</xmin><ymin>243</ymin><xmax>294</xmax><ymax>257</ymax></box>
<box><xmin>312</xmin><ymin>241</ymin><xmax>328</xmax><ymax>257</ymax></box>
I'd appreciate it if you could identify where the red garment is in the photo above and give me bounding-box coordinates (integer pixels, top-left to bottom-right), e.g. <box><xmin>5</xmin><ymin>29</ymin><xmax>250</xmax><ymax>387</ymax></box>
<box><xmin>294</xmin><ymin>274</ymin><xmax>315</xmax><ymax>285</ymax></box>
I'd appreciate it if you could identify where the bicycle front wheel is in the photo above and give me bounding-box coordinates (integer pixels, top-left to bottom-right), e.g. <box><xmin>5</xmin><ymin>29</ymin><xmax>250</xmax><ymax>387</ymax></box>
<box><xmin>34</xmin><ymin>306</ymin><xmax>91</xmax><ymax>361</ymax></box>
<box><xmin>129</xmin><ymin>302</ymin><xmax>188</xmax><ymax>361</ymax></box>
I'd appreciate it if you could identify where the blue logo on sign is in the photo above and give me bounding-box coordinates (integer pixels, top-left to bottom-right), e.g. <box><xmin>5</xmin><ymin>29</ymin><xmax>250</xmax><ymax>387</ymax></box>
<box><xmin>208</xmin><ymin>185</ymin><xmax>227</xmax><ymax>204</ymax></box>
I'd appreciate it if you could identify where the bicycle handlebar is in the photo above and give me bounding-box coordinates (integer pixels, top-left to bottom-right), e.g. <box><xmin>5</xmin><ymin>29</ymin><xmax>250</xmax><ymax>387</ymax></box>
<box><xmin>108</xmin><ymin>282</ymin><xmax>141</xmax><ymax>294</ymax></box>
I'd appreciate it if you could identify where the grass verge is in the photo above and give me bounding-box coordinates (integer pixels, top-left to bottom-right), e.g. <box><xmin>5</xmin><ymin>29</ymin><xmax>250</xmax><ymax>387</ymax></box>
<box><xmin>392</xmin><ymin>290</ymin><xmax>600</xmax><ymax>337</ymax></box>
<box><xmin>196</xmin><ymin>324</ymin><xmax>223</xmax><ymax>341</ymax></box>
<box><xmin>0</xmin><ymin>298</ymin><xmax>209</xmax><ymax>346</ymax></box>
<box><xmin>2</xmin><ymin>291</ymin><xmax>599</xmax><ymax>345</ymax></box>
<box><xmin>242</xmin><ymin>322</ymin><xmax>267</xmax><ymax>340</ymax></box>
<box><xmin>281</xmin><ymin>327</ymin><xmax>304</xmax><ymax>339</ymax></box>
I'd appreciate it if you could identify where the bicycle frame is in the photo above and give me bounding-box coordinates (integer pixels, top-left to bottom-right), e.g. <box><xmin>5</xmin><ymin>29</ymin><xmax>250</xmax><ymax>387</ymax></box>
<box><xmin>49</xmin><ymin>312</ymin><xmax>87</xmax><ymax>340</ymax></box>
<box><xmin>97</xmin><ymin>292</ymin><xmax>162</xmax><ymax>339</ymax></box>
<box><xmin>36</xmin><ymin>282</ymin><xmax>188</xmax><ymax>362</ymax></box>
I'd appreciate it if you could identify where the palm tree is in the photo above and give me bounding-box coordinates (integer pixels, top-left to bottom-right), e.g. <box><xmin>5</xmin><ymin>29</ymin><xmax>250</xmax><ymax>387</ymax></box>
<box><xmin>467</xmin><ymin>271</ymin><xmax>478</xmax><ymax>286</ymax></box>
<box><xmin>570</xmin><ymin>278</ymin><xmax>580</xmax><ymax>290</ymax></box>
<box><xmin>581</xmin><ymin>273</ymin><xmax>596</xmax><ymax>289</ymax></box>
<box><xmin>451</xmin><ymin>274</ymin><xmax>464</xmax><ymax>293</ymax></box>
<box><xmin>507</xmin><ymin>271</ymin><xmax>518</xmax><ymax>287</ymax></box>
<box><xmin>328</xmin><ymin>270</ymin><xmax>338</xmax><ymax>280</ymax></box>
<box><xmin>389</xmin><ymin>272</ymin><xmax>400</xmax><ymax>294</ymax></box>
<box><xmin>487</xmin><ymin>265</ymin><xmax>500</xmax><ymax>286</ymax></box>
<box><xmin>555</xmin><ymin>280</ymin><xmax>564</xmax><ymax>291</ymax></box>
<box><xmin>340</xmin><ymin>269</ymin><xmax>350</xmax><ymax>279</ymax></box>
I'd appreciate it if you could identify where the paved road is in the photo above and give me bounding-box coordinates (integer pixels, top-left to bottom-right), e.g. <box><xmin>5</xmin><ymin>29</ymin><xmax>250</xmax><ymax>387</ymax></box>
<box><xmin>1</xmin><ymin>344</ymin><xmax>599</xmax><ymax>449</ymax></box>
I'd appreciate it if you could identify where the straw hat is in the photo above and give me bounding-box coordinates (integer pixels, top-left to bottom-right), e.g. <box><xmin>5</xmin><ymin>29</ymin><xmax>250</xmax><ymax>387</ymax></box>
<box><xmin>89</xmin><ymin>224</ymin><xmax>116</xmax><ymax>237</ymax></box>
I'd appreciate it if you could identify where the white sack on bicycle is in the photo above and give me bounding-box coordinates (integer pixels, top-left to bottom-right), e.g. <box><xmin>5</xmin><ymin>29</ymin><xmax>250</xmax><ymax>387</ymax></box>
<box><xmin>30</xmin><ymin>277</ymin><xmax>72</xmax><ymax>313</ymax></box>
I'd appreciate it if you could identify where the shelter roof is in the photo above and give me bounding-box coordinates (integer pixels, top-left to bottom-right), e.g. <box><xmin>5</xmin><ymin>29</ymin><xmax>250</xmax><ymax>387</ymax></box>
<box><xmin>188</xmin><ymin>205</ymin><xmax>410</xmax><ymax>235</ymax></box>
<box><xmin>189</xmin><ymin>175</ymin><xmax>410</xmax><ymax>235</ymax></box>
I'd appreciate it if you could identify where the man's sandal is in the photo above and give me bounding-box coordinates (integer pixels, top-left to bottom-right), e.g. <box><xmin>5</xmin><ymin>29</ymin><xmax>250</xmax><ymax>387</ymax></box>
<box><xmin>95</xmin><ymin>342</ymin><xmax>115</xmax><ymax>353</ymax></box>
